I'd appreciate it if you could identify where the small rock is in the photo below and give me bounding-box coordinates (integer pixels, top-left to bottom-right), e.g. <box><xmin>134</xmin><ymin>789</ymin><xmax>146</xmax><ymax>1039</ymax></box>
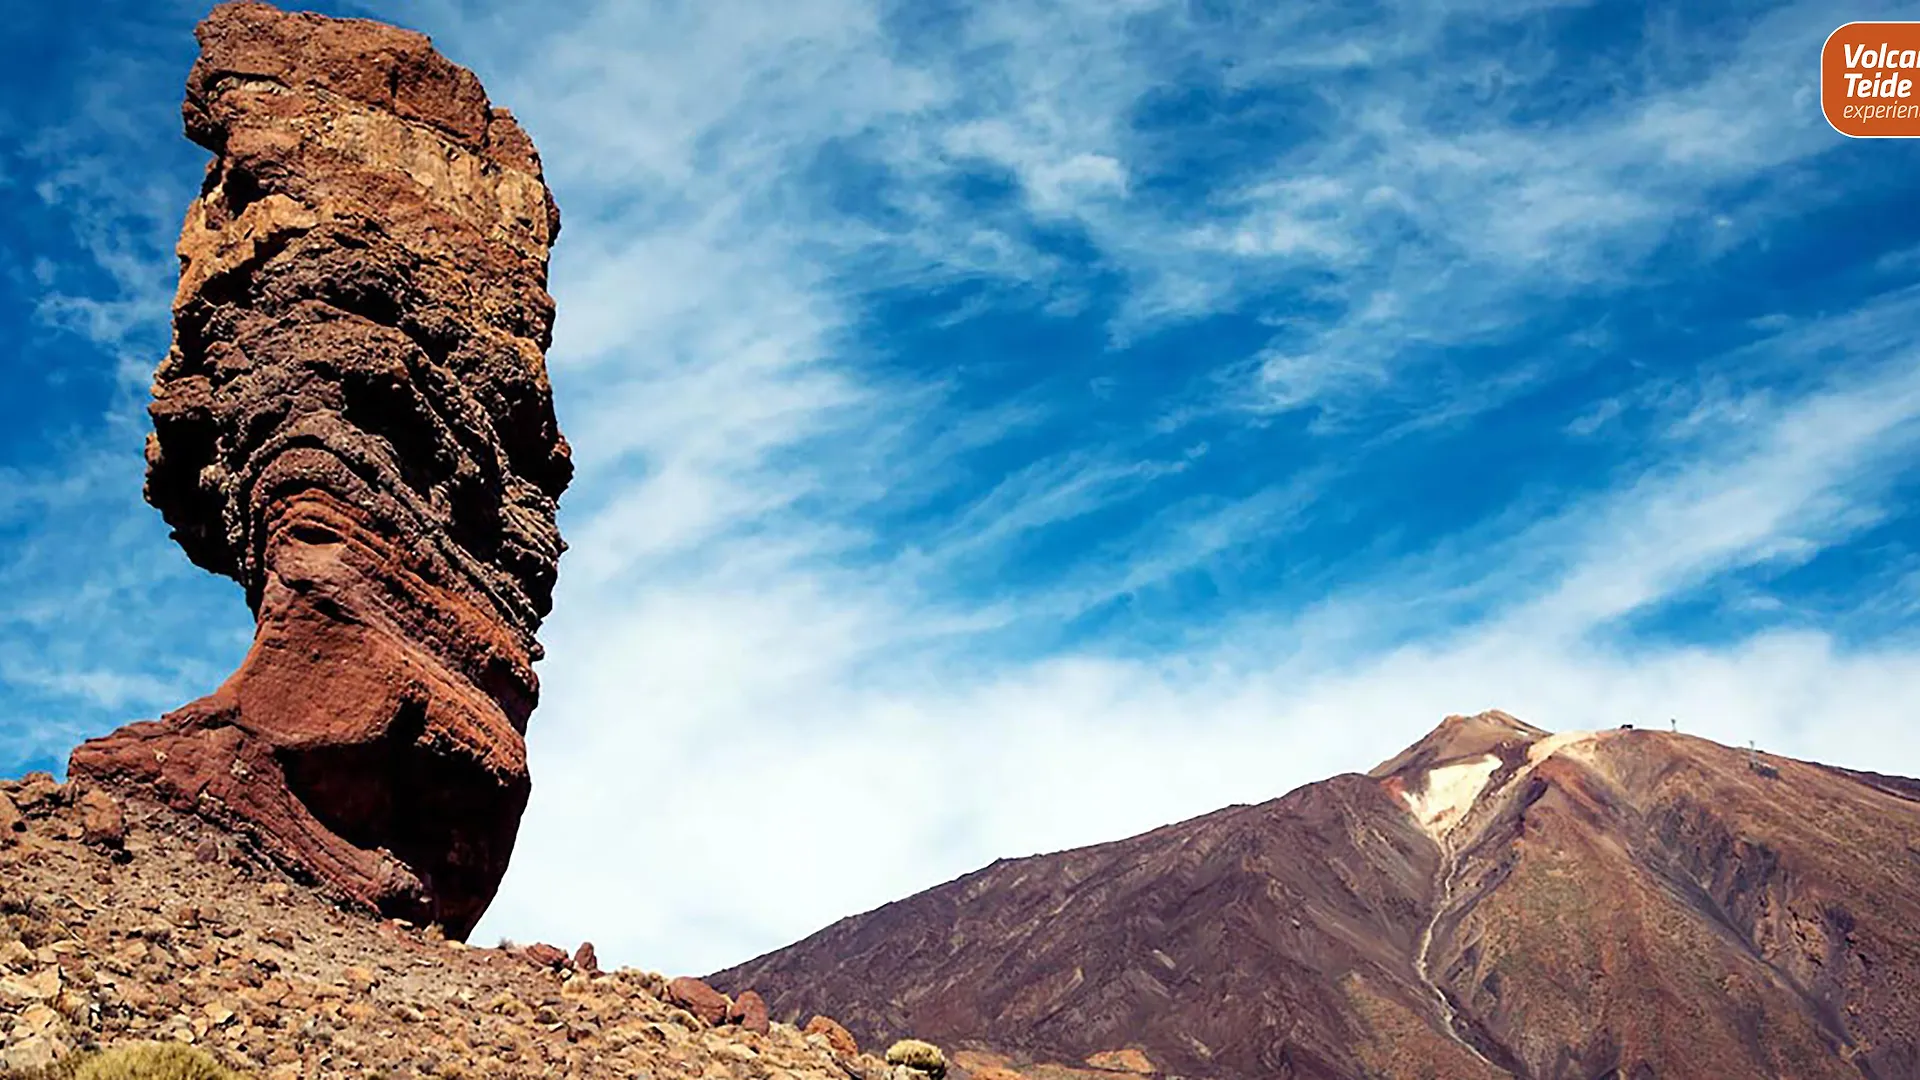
<box><xmin>11</xmin><ymin>774</ymin><xmax>64</xmax><ymax>813</ymax></box>
<box><xmin>573</xmin><ymin>941</ymin><xmax>599</xmax><ymax>973</ymax></box>
<box><xmin>15</xmin><ymin>1002</ymin><xmax>61</xmax><ymax>1034</ymax></box>
<box><xmin>194</xmin><ymin>838</ymin><xmax>223</xmax><ymax>863</ymax></box>
<box><xmin>250</xmin><ymin>978</ymin><xmax>291</xmax><ymax>1008</ymax></box>
<box><xmin>0</xmin><ymin>965</ymin><xmax>62</xmax><ymax>1003</ymax></box>
<box><xmin>0</xmin><ymin>940</ymin><xmax>32</xmax><ymax>971</ymax></box>
<box><xmin>74</xmin><ymin>788</ymin><xmax>125</xmax><ymax>850</ymax></box>
<box><xmin>524</xmin><ymin>942</ymin><xmax>569</xmax><ymax>970</ymax></box>
<box><xmin>805</xmin><ymin>1015</ymin><xmax>859</xmax><ymax>1057</ymax></box>
<box><xmin>0</xmin><ymin>1031</ymin><xmax>68</xmax><ymax>1071</ymax></box>
<box><xmin>343</xmin><ymin>965</ymin><xmax>379</xmax><ymax>993</ymax></box>
<box><xmin>727</xmin><ymin>989</ymin><xmax>770</xmax><ymax>1035</ymax></box>
<box><xmin>664</xmin><ymin>977</ymin><xmax>730</xmax><ymax>1027</ymax></box>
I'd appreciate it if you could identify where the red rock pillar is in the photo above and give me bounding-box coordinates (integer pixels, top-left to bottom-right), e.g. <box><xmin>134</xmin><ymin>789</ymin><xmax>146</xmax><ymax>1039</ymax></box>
<box><xmin>69</xmin><ymin>0</ymin><xmax>571</xmax><ymax>939</ymax></box>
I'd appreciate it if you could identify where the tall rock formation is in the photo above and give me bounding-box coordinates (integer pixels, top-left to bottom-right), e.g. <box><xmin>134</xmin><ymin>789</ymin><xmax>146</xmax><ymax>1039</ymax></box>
<box><xmin>714</xmin><ymin>712</ymin><xmax>1920</xmax><ymax>1079</ymax></box>
<box><xmin>69</xmin><ymin>1</ymin><xmax>570</xmax><ymax>938</ymax></box>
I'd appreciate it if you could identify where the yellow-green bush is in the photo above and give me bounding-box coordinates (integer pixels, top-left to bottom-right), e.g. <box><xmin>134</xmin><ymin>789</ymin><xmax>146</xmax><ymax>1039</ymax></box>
<box><xmin>2</xmin><ymin>1043</ymin><xmax>251</xmax><ymax>1080</ymax></box>
<box><xmin>885</xmin><ymin>1039</ymin><xmax>947</xmax><ymax>1078</ymax></box>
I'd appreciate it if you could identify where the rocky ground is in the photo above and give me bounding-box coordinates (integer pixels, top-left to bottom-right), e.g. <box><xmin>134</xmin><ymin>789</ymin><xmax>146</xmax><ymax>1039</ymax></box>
<box><xmin>0</xmin><ymin>774</ymin><xmax>905</xmax><ymax>1080</ymax></box>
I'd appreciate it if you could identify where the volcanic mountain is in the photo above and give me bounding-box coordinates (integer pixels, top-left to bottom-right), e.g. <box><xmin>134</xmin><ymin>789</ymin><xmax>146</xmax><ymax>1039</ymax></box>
<box><xmin>712</xmin><ymin>712</ymin><xmax>1920</xmax><ymax>1079</ymax></box>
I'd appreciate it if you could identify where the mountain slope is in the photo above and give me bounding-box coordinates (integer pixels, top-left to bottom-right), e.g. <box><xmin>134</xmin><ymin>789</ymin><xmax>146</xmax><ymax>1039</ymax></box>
<box><xmin>712</xmin><ymin>712</ymin><xmax>1920</xmax><ymax>1079</ymax></box>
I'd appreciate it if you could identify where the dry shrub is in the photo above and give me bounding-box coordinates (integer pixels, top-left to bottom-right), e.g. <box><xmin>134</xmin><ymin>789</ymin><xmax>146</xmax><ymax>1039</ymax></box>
<box><xmin>886</xmin><ymin>1039</ymin><xmax>948</xmax><ymax>1078</ymax></box>
<box><xmin>3</xmin><ymin>1043</ymin><xmax>251</xmax><ymax>1080</ymax></box>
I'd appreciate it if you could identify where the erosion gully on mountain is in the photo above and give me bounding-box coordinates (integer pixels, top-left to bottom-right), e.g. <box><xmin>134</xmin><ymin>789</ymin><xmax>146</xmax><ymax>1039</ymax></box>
<box><xmin>1410</xmin><ymin>819</ymin><xmax>1499</xmax><ymax>1071</ymax></box>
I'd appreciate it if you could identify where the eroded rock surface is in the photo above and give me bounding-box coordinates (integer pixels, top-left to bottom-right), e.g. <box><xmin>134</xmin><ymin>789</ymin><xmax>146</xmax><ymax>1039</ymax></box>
<box><xmin>69</xmin><ymin>0</ymin><xmax>570</xmax><ymax>938</ymax></box>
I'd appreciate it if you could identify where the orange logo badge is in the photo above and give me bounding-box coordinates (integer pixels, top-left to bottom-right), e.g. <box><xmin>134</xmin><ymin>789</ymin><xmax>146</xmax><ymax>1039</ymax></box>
<box><xmin>1824</xmin><ymin>22</ymin><xmax>1920</xmax><ymax>137</ymax></box>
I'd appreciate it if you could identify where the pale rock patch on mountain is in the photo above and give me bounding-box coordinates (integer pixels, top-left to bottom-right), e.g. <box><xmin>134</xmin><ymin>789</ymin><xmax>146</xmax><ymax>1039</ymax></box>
<box><xmin>1399</xmin><ymin>754</ymin><xmax>1502</xmax><ymax>838</ymax></box>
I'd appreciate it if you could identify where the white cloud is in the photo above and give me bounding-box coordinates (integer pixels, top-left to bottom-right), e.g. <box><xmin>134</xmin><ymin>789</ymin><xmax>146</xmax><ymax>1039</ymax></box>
<box><xmin>1516</xmin><ymin>364</ymin><xmax>1920</xmax><ymax>634</ymax></box>
<box><xmin>1127</xmin><ymin>0</ymin><xmax>1862</xmax><ymax>420</ymax></box>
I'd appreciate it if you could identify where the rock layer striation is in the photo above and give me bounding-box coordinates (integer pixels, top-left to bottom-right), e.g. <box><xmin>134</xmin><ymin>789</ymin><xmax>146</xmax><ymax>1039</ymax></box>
<box><xmin>69</xmin><ymin>0</ymin><xmax>570</xmax><ymax>938</ymax></box>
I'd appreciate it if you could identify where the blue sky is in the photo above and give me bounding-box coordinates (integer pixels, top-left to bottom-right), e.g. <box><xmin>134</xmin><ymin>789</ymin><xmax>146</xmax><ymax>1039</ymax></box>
<box><xmin>4</xmin><ymin>0</ymin><xmax>1920</xmax><ymax>975</ymax></box>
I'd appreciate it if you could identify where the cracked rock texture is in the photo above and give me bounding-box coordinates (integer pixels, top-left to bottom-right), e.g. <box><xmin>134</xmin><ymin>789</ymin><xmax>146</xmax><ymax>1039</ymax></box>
<box><xmin>69</xmin><ymin>0</ymin><xmax>571</xmax><ymax>939</ymax></box>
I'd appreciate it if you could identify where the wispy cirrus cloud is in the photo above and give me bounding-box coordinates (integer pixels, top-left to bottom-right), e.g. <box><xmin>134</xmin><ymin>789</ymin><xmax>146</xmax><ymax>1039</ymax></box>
<box><xmin>0</xmin><ymin>0</ymin><xmax>247</xmax><ymax>776</ymax></box>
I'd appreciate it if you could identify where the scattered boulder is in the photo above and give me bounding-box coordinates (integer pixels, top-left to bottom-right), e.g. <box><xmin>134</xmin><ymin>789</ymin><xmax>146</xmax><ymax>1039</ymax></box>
<box><xmin>887</xmin><ymin>1038</ymin><xmax>947</xmax><ymax>1079</ymax></box>
<box><xmin>573</xmin><ymin>941</ymin><xmax>599</xmax><ymax>973</ymax></box>
<box><xmin>727</xmin><ymin>989</ymin><xmax>770</xmax><ymax>1035</ymax></box>
<box><xmin>804</xmin><ymin>1014</ymin><xmax>859</xmax><ymax>1056</ymax></box>
<box><xmin>665</xmin><ymin>976</ymin><xmax>730</xmax><ymax>1026</ymax></box>
<box><xmin>12</xmin><ymin>774</ymin><xmax>64</xmax><ymax>815</ymax></box>
<box><xmin>0</xmin><ymin>965</ymin><xmax>62</xmax><ymax>1003</ymax></box>
<box><xmin>0</xmin><ymin>1030</ymin><xmax>67</xmax><ymax>1073</ymax></box>
<box><xmin>75</xmin><ymin>787</ymin><xmax>126</xmax><ymax>851</ymax></box>
<box><xmin>65</xmin><ymin>0</ymin><xmax>571</xmax><ymax>940</ymax></box>
<box><xmin>343</xmin><ymin>965</ymin><xmax>380</xmax><ymax>994</ymax></box>
<box><xmin>524</xmin><ymin>943</ymin><xmax>569</xmax><ymax>970</ymax></box>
